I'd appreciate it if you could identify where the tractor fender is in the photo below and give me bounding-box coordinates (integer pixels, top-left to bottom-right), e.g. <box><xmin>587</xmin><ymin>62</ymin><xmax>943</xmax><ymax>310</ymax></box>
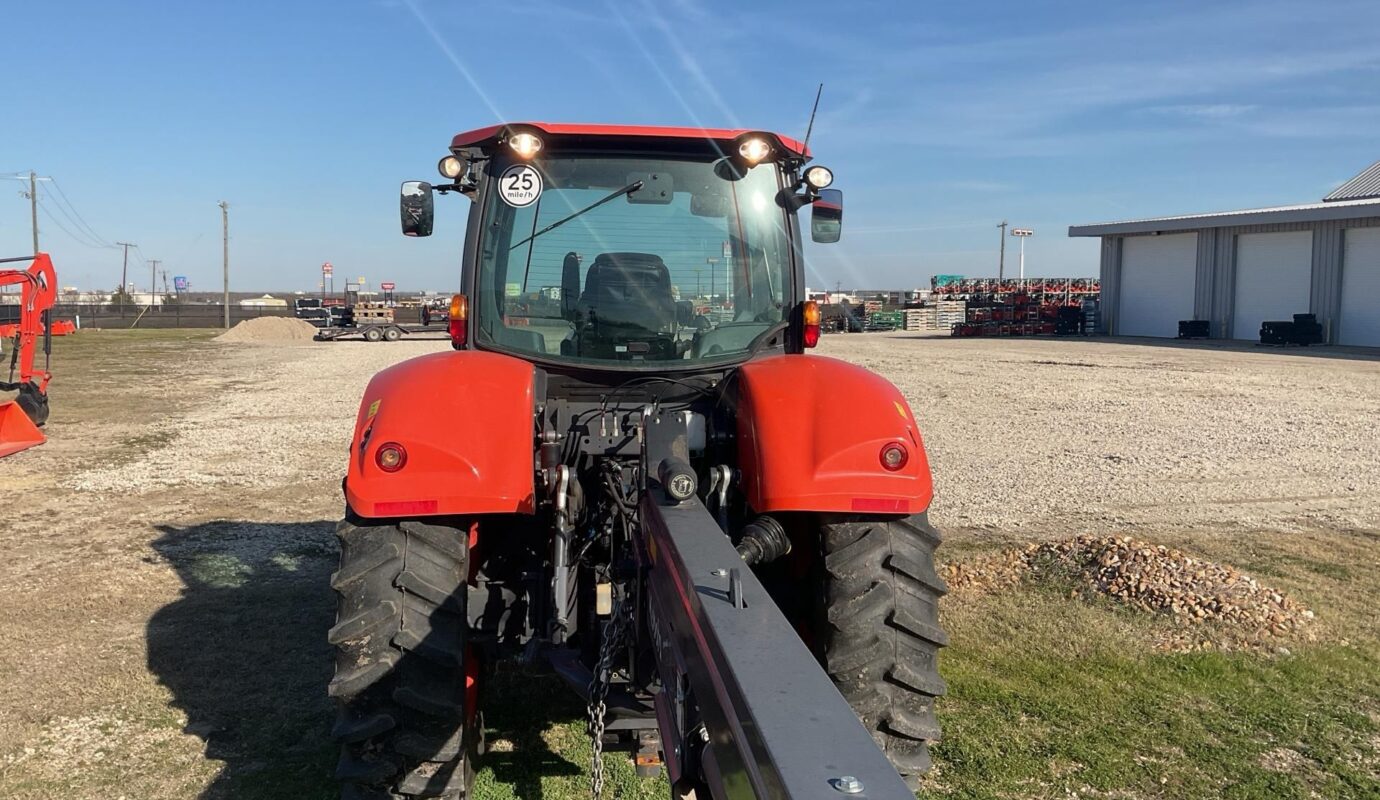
<box><xmin>735</xmin><ymin>354</ymin><xmax>934</xmax><ymax>514</ymax></box>
<box><xmin>345</xmin><ymin>350</ymin><xmax>536</xmax><ymax>518</ymax></box>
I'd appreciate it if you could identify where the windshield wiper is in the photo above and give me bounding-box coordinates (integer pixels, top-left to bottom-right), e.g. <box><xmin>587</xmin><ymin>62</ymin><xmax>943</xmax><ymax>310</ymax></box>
<box><xmin>509</xmin><ymin>180</ymin><xmax>645</xmax><ymax>250</ymax></box>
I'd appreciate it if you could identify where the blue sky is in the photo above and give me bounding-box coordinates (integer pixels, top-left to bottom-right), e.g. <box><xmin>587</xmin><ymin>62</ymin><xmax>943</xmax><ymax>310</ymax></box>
<box><xmin>2</xmin><ymin>0</ymin><xmax>1377</xmax><ymax>293</ymax></box>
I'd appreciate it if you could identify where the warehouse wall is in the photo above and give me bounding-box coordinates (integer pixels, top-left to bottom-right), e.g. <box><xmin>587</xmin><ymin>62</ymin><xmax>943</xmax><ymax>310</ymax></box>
<box><xmin>1102</xmin><ymin>215</ymin><xmax>1380</xmax><ymax>342</ymax></box>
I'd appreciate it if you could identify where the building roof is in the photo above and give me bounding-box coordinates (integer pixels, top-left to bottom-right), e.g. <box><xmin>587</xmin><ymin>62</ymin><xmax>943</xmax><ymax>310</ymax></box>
<box><xmin>1324</xmin><ymin>160</ymin><xmax>1380</xmax><ymax>202</ymax></box>
<box><xmin>1069</xmin><ymin>196</ymin><xmax>1380</xmax><ymax>237</ymax></box>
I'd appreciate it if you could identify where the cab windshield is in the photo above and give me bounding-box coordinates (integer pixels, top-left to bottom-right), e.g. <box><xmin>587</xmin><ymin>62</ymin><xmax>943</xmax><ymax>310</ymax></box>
<box><xmin>474</xmin><ymin>154</ymin><xmax>793</xmax><ymax>365</ymax></box>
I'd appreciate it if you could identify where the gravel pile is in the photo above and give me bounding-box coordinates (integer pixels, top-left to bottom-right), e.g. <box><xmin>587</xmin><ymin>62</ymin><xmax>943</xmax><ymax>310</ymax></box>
<box><xmin>214</xmin><ymin>316</ymin><xmax>318</xmax><ymax>343</ymax></box>
<box><xmin>944</xmin><ymin>535</ymin><xmax>1315</xmax><ymax>649</ymax></box>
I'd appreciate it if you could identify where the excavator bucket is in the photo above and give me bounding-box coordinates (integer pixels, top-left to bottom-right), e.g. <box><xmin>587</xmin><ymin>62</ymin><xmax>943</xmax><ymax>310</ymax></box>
<box><xmin>0</xmin><ymin>399</ymin><xmax>45</xmax><ymax>457</ymax></box>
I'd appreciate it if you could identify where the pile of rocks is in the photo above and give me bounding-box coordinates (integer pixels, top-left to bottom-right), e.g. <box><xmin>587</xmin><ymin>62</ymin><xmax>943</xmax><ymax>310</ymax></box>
<box><xmin>944</xmin><ymin>535</ymin><xmax>1315</xmax><ymax>648</ymax></box>
<box><xmin>214</xmin><ymin>317</ymin><xmax>319</xmax><ymax>343</ymax></box>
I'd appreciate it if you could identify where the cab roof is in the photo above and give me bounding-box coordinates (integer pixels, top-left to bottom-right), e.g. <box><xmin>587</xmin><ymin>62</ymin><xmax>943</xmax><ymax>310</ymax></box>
<box><xmin>450</xmin><ymin>122</ymin><xmax>810</xmax><ymax>158</ymax></box>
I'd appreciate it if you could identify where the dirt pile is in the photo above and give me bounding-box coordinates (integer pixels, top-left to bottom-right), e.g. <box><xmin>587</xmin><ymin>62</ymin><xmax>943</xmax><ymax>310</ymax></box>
<box><xmin>945</xmin><ymin>535</ymin><xmax>1315</xmax><ymax>649</ymax></box>
<box><xmin>214</xmin><ymin>316</ymin><xmax>318</xmax><ymax>343</ymax></box>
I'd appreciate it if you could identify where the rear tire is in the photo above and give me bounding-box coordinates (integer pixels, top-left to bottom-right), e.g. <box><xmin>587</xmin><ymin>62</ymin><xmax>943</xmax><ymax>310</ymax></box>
<box><xmin>329</xmin><ymin>512</ymin><xmax>478</xmax><ymax>799</ymax></box>
<box><xmin>819</xmin><ymin>512</ymin><xmax>947</xmax><ymax>788</ymax></box>
<box><xmin>384</xmin><ymin>326</ymin><xmax>403</xmax><ymax>342</ymax></box>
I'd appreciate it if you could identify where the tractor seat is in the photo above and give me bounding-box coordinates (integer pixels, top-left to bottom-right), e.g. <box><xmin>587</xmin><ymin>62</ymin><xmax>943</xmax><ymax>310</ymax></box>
<box><xmin>576</xmin><ymin>252</ymin><xmax>676</xmax><ymax>333</ymax></box>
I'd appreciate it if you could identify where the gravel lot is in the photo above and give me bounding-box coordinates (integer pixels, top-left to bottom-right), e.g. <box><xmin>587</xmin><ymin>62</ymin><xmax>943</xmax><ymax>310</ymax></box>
<box><xmin>0</xmin><ymin>329</ymin><xmax>1377</xmax><ymax>798</ymax></box>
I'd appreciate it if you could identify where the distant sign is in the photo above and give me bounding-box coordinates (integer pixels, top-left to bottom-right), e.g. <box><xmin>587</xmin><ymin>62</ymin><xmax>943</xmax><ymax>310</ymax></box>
<box><xmin>722</xmin><ymin>241</ymin><xmax>732</xmax><ymax>259</ymax></box>
<box><xmin>381</xmin><ymin>282</ymin><xmax>396</xmax><ymax>291</ymax></box>
<box><xmin>322</xmin><ymin>262</ymin><xmax>333</xmax><ymax>275</ymax></box>
<box><xmin>173</xmin><ymin>276</ymin><xmax>188</xmax><ymax>291</ymax></box>
<box><xmin>357</xmin><ymin>277</ymin><xmax>366</xmax><ymax>285</ymax></box>
<box><xmin>933</xmin><ymin>274</ymin><xmax>965</xmax><ymax>287</ymax></box>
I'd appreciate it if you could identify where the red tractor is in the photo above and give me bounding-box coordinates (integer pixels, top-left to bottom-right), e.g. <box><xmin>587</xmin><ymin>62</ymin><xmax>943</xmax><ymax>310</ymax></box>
<box><xmin>331</xmin><ymin>124</ymin><xmax>946</xmax><ymax>799</ymax></box>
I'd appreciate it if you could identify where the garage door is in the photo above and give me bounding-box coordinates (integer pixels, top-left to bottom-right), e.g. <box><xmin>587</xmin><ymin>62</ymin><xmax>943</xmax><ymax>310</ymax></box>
<box><xmin>1118</xmin><ymin>233</ymin><xmax>1198</xmax><ymax>337</ymax></box>
<box><xmin>1339</xmin><ymin>228</ymin><xmax>1380</xmax><ymax>347</ymax></box>
<box><xmin>1231</xmin><ymin>231</ymin><xmax>1313</xmax><ymax>340</ymax></box>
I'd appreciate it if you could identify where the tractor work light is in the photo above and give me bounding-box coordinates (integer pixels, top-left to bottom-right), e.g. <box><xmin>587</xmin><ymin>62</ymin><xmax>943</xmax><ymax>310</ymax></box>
<box><xmin>438</xmin><ymin>155</ymin><xmax>465</xmax><ymax>179</ymax></box>
<box><xmin>737</xmin><ymin>137</ymin><xmax>772</xmax><ymax>164</ymax></box>
<box><xmin>508</xmin><ymin>132</ymin><xmax>543</xmax><ymax>159</ymax></box>
<box><xmin>879</xmin><ymin>442</ymin><xmax>909</xmax><ymax>472</ymax></box>
<box><xmin>375</xmin><ymin>442</ymin><xmax>407</xmax><ymax>472</ymax></box>
<box><xmin>804</xmin><ymin>165</ymin><xmax>834</xmax><ymax>189</ymax></box>
<box><xmin>802</xmin><ymin>300</ymin><xmax>821</xmax><ymax>348</ymax></box>
<box><xmin>448</xmin><ymin>293</ymin><xmax>469</xmax><ymax>348</ymax></box>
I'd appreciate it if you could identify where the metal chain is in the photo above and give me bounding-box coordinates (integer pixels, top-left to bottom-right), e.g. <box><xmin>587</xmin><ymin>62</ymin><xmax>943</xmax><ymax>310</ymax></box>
<box><xmin>587</xmin><ymin>588</ymin><xmax>631</xmax><ymax>799</ymax></box>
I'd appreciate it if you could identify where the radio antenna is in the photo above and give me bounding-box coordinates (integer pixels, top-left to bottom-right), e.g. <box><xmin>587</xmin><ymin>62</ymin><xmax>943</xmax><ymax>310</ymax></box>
<box><xmin>801</xmin><ymin>83</ymin><xmax>824</xmax><ymax>153</ymax></box>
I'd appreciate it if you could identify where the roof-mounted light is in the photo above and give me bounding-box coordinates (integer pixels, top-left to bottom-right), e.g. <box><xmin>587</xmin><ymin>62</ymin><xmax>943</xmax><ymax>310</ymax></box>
<box><xmin>738</xmin><ymin>137</ymin><xmax>772</xmax><ymax>164</ymax></box>
<box><xmin>804</xmin><ymin>165</ymin><xmax>834</xmax><ymax>189</ymax></box>
<box><xmin>438</xmin><ymin>155</ymin><xmax>465</xmax><ymax>179</ymax></box>
<box><xmin>508</xmin><ymin>132</ymin><xmax>543</xmax><ymax>159</ymax></box>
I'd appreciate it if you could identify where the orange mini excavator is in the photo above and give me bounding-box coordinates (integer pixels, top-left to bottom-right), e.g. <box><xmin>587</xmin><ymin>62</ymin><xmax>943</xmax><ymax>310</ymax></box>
<box><xmin>0</xmin><ymin>253</ymin><xmax>57</xmax><ymax>457</ymax></box>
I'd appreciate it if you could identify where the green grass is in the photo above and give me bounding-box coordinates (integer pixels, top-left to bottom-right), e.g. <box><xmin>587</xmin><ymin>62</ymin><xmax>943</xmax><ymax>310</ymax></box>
<box><xmin>921</xmin><ymin>534</ymin><xmax>1380</xmax><ymax>800</ymax></box>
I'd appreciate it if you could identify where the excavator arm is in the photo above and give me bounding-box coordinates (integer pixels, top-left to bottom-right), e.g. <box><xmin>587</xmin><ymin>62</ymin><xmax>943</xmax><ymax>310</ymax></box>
<box><xmin>0</xmin><ymin>253</ymin><xmax>58</xmax><ymax>454</ymax></box>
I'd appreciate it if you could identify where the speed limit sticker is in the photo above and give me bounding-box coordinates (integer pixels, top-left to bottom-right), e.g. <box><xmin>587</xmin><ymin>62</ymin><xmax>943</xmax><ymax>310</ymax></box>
<box><xmin>498</xmin><ymin>164</ymin><xmax>542</xmax><ymax>207</ymax></box>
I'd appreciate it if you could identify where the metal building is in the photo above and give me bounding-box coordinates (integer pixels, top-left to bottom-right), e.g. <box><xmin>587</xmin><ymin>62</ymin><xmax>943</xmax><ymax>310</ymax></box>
<box><xmin>1068</xmin><ymin>160</ymin><xmax>1380</xmax><ymax>346</ymax></box>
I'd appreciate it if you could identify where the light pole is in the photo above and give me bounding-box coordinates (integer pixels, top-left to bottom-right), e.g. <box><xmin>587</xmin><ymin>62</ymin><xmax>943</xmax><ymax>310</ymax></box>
<box><xmin>1011</xmin><ymin>228</ymin><xmax>1034</xmax><ymax>281</ymax></box>
<box><xmin>706</xmin><ymin>258</ymin><xmax>719</xmax><ymax>302</ymax></box>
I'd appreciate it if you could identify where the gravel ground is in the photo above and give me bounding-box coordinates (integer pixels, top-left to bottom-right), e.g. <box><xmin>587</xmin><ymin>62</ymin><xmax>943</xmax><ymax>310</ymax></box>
<box><xmin>821</xmin><ymin>333</ymin><xmax>1380</xmax><ymax>539</ymax></box>
<box><xmin>1</xmin><ymin>329</ymin><xmax>1377</xmax><ymax>799</ymax></box>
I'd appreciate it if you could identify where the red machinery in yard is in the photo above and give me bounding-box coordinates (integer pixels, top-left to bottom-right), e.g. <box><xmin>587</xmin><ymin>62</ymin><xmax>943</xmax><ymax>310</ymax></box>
<box><xmin>328</xmin><ymin>124</ymin><xmax>947</xmax><ymax>799</ymax></box>
<box><xmin>0</xmin><ymin>253</ymin><xmax>57</xmax><ymax>456</ymax></box>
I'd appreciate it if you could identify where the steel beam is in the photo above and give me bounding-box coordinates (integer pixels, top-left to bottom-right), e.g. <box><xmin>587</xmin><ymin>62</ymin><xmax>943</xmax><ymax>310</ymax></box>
<box><xmin>640</xmin><ymin>485</ymin><xmax>913</xmax><ymax>799</ymax></box>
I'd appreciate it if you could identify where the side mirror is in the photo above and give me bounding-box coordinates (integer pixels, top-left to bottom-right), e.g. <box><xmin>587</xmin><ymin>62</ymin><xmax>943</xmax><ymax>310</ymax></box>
<box><xmin>401</xmin><ymin>181</ymin><xmax>434</xmax><ymax>237</ymax></box>
<box><xmin>811</xmin><ymin>188</ymin><xmax>843</xmax><ymax>243</ymax></box>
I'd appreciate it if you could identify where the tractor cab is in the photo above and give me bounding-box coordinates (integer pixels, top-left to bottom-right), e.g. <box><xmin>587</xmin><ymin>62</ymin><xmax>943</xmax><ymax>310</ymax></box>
<box><xmin>400</xmin><ymin>123</ymin><xmax>842</xmax><ymax>368</ymax></box>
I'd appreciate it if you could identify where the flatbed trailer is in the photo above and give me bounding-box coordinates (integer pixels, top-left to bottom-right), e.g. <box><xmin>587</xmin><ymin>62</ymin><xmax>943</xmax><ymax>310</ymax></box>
<box><xmin>313</xmin><ymin>322</ymin><xmax>449</xmax><ymax>342</ymax></box>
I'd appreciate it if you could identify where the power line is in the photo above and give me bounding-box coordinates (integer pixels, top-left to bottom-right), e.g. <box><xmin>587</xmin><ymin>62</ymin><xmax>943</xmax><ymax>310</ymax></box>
<box><xmin>35</xmin><ymin>198</ymin><xmax>110</xmax><ymax>249</ymax></box>
<box><xmin>47</xmin><ymin>177</ymin><xmax>114</xmax><ymax>247</ymax></box>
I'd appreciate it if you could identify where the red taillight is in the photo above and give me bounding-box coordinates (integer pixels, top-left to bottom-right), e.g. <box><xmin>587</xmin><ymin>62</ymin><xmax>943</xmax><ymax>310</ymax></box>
<box><xmin>880</xmin><ymin>442</ymin><xmax>908</xmax><ymax>471</ymax></box>
<box><xmin>376</xmin><ymin>442</ymin><xmax>407</xmax><ymax>472</ymax></box>
<box><xmin>447</xmin><ymin>293</ymin><xmax>468</xmax><ymax>348</ymax></box>
<box><xmin>803</xmin><ymin>300</ymin><xmax>821</xmax><ymax>348</ymax></box>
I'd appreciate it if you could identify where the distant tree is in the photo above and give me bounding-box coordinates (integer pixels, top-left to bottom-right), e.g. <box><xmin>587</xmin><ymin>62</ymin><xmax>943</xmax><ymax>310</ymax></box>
<box><xmin>108</xmin><ymin>285</ymin><xmax>134</xmax><ymax>311</ymax></box>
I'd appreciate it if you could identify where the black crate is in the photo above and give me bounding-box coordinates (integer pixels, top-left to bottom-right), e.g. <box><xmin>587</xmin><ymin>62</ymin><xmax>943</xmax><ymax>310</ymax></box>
<box><xmin>1178</xmin><ymin>319</ymin><xmax>1210</xmax><ymax>339</ymax></box>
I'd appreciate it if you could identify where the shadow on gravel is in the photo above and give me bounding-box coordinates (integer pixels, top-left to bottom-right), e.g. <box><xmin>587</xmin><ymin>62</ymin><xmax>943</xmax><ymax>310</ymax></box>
<box><xmin>147</xmin><ymin>520</ymin><xmax>340</xmax><ymax>800</ymax></box>
<box><xmin>147</xmin><ymin>520</ymin><xmax>585</xmax><ymax>800</ymax></box>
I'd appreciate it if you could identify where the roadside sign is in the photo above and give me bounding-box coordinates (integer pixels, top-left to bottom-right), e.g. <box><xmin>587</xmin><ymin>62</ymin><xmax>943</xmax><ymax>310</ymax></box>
<box><xmin>722</xmin><ymin>241</ymin><xmax>732</xmax><ymax>259</ymax></box>
<box><xmin>322</xmin><ymin>262</ymin><xmax>333</xmax><ymax>275</ymax></box>
<box><xmin>381</xmin><ymin>281</ymin><xmax>396</xmax><ymax>291</ymax></box>
<box><xmin>358</xmin><ymin>277</ymin><xmax>366</xmax><ymax>285</ymax></box>
<box><xmin>173</xmin><ymin>276</ymin><xmax>188</xmax><ymax>291</ymax></box>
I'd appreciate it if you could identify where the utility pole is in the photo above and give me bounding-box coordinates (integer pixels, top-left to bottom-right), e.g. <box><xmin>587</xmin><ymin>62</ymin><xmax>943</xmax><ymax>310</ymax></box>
<box><xmin>116</xmin><ymin>242</ymin><xmax>138</xmax><ymax>315</ymax></box>
<box><xmin>997</xmin><ymin>220</ymin><xmax>1008</xmax><ymax>281</ymax></box>
<box><xmin>147</xmin><ymin>259</ymin><xmax>161</xmax><ymax>310</ymax></box>
<box><xmin>28</xmin><ymin>172</ymin><xmax>38</xmax><ymax>254</ymax></box>
<box><xmin>219</xmin><ymin>201</ymin><xmax>230</xmax><ymax>328</ymax></box>
<box><xmin>11</xmin><ymin>171</ymin><xmax>52</xmax><ymax>254</ymax></box>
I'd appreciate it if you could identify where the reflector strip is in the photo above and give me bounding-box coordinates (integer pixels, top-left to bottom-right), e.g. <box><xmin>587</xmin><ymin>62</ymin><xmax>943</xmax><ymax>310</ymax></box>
<box><xmin>374</xmin><ymin>499</ymin><xmax>439</xmax><ymax>516</ymax></box>
<box><xmin>850</xmin><ymin>498</ymin><xmax>909</xmax><ymax>513</ymax></box>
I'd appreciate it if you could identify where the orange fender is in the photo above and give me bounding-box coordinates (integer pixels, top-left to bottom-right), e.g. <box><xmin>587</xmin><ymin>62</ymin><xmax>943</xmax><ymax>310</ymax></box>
<box><xmin>345</xmin><ymin>351</ymin><xmax>536</xmax><ymax>518</ymax></box>
<box><xmin>735</xmin><ymin>354</ymin><xmax>933</xmax><ymax>514</ymax></box>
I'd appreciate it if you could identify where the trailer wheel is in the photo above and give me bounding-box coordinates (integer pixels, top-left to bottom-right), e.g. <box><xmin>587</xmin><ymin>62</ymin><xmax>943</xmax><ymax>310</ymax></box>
<box><xmin>818</xmin><ymin>512</ymin><xmax>947</xmax><ymax>788</ymax></box>
<box><xmin>330</xmin><ymin>511</ymin><xmax>478</xmax><ymax>799</ymax></box>
<box><xmin>364</xmin><ymin>327</ymin><xmax>384</xmax><ymax>342</ymax></box>
<box><xmin>384</xmin><ymin>326</ymin><xmax>403</xmax><ymax>342</ymax></box>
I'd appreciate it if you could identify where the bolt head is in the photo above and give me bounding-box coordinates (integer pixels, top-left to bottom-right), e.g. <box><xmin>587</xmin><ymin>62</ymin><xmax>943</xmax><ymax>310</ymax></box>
<box><xmin>711</xmin><ymin>568</ymin><xmax>727</xmax><ymax>577</ymax></box>
<box><xmin>832</xmin><ymin>776</ymin><xmax>864</xmax><ymax>794</ymax></box>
